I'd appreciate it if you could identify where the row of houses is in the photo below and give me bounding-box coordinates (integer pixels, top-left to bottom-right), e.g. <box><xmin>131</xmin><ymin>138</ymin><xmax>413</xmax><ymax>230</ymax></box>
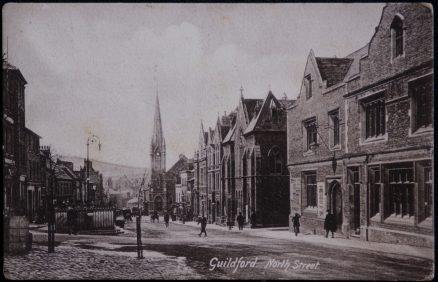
<box><xmin>3</xmin><ymin>59</ymin><xmax>104</xmax><ymax>223</ymax></box>
<box><xmin>286</xmin><ymin>3</ymin><xmax>433</xmax><ymax>247</ymax></box>
<box><xmin>191</xmin><ymin>92</ymin><xmax>294</xmax><ymax>227</ymax></box>
<box><xmin>181</xmin><ymin>3</ymin><xmax>433</xmax><ymax>246</ymax></box>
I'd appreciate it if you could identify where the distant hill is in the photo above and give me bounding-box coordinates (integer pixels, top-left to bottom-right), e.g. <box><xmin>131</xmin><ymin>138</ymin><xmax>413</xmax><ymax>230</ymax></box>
<box><xmin>58</xmin><ymin>155</ymin><xmax>148</xmax><ymax>178</ymax></box>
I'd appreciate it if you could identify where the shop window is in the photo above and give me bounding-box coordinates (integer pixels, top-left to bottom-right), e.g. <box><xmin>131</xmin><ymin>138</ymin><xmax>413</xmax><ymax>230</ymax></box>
<box><xmin>369</xmin><ymin>166</ymin><xmax>381</xmax><ymax>218</ymax></box>
<box><xmin>388</xmin><ymin>167</ymin><xmax>414</xmax><ymax>218</ymax></box>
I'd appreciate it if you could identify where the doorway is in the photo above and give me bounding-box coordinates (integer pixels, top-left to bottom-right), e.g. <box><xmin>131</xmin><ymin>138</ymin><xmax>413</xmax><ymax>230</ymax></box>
<box><xmin>329</xmin><ymin>181</ymin><xmax>343</xmax><ymax>231</ymax></box>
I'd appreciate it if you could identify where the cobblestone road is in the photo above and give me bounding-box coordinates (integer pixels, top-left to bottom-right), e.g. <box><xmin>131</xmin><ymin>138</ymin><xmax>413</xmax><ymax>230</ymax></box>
<box><xmin>4</xmin><ymin>244</ymin><xmax>200</xmax><ymax>280</ymax></box>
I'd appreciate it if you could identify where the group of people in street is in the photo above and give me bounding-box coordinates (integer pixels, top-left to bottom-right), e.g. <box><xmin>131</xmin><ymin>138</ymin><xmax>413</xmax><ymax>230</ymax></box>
<box><xmin>292</xmin><ymin>210</ymin><xmax>337</xmax><ymax>238</ymax></box>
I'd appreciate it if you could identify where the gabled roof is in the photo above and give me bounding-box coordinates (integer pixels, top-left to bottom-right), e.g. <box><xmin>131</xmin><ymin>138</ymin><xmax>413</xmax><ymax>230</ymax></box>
<box><xmin>315</xmin><ymin>57</ymin><xmax>353</xmax><ymax>87</ymax></box>
<box><xmin>344</xmin><ymin>44</ymin><xmax>369</xmax><ymax>80</ymax></box>
<box><xmin>243</xmin><ymin>99</ymin><xmax>264</xmax><ymax>122</ymax></box>
<box><xmin>244</xmin><ymin>91</ymin><xmax>291</xmax><ymax>135</ymax></box>
<box><xmin>222</xmin><ymin>124</ymin><xmax>236</xmax><ymax>144</ymax></box>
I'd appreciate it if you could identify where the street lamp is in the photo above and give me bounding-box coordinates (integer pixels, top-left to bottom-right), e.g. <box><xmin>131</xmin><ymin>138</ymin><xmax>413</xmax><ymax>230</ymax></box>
<box><xmin>136</xmin><ymin>171</ymin><xmax>152</xmax><ymax>259</ymax></box>
<box><xmin>86</xmin><ymin>133</ymin><xmax>101</xmax><ymax>206</ymax></box>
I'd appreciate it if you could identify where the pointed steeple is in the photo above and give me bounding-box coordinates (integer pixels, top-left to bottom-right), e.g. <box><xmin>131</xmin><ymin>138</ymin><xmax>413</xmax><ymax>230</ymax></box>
<box><xmin>150</xmin><ymin>94</ymin><xmax>166</xmax><ymax>172</ymax></box>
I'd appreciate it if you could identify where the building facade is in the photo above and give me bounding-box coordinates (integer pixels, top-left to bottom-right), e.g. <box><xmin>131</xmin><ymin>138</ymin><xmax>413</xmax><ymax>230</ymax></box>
<box><xmin>193</xmin><ymin>122</ymin><xmax>208</xmax><ymax>217</ymax></box>
<box><xmin>3</xmin><ymin>61</ymin><xmax>28</xmax><ymax>216</ymax></box>
<box><xmin>24</xmin><ymin>128</ymin><xmax>43</xmax><ymax>221</ymax></box>
<box><xmin>221</xmin><ymin>91</ymin><xmax>293</xmax><ymax>227</ymax></box>
<box><xmin>287</xmin><ymin>3</ymin><xmax>433</xmax><ymax>247</ymax></box>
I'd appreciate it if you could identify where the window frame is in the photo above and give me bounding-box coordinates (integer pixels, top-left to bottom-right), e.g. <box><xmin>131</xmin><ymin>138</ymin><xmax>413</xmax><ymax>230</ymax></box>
<box><xmin>359</xmin><ymin>91</ymin><xmax>387</xmax><ymax>144</ymax></box>
<box><xmin>304</xmin><ymin>74</ymin><xmax>312</xmax><ymax>100</ymax></box>
<box><xmin>328</xmin><ymin>109</ymin><xmax>341</xmax><ymax>149</ymax></box>
<box><xmin>303</xmin><ymin>117</ymin><xmax>318</xmax><ymax>151</ymax></box>
<box><xmin>303</xmin><ymin>171</ymin><xmax>317</xmax><ymax>209</ymax></box>
<box><xmin>409</xmin><ymin>74</ymin><xmax>433</xmax><ymax>135</ymax></box>
<box><xmin>390</xmin><ymin>15</ymin><xmax>405</xmax><ymax>60</ymax></box>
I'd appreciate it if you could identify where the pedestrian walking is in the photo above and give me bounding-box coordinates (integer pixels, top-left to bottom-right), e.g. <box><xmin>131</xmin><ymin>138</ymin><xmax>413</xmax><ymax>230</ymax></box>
<box><xmin>164</xmin><ymin>213</ymin><xmax>170</xmax><ymax>228</ymax></box>
<box><xmin>198</xmin><ymin>216</ymin><xmax>207</xmax><ymax>237</ymax></box>
<box><xmin>250</xmin><ymin>210</ymin><xmax>257</xmax><ymax>229</ymax></box>
<box><xmin>292</xmin><ymin>213</ymin><xmax>301</xmax><ymax>236</ymax></box>
<box><xmin>324</xmin><ymin>210</ymin><xmax>337</xmax><ymax>238</ymax></box>
<box><xmin>236</xmin><ymin>212</ymin><xmax>245</xmax><ymax>230</ymax></box>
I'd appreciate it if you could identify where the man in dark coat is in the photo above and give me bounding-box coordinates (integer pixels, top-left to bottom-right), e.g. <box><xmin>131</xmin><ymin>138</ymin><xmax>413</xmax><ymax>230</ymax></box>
<box><xmin>324</xmin><ymin>210</ymin><xmax>337</xmax><ymax>238</ymax></box>
<box><xmin>67</xmin><ymin>205</ymin><xmax>78</xmax><ymax>235</ymax></box>
<box><xmin>164</xmin><ymin>213</ymin><xmax>170</xmax><ymax>228</ymax></box>
<box><xmin>250</xmin><ymin>211</ymin><xmax>257</xmax><ymax>229</ymax></box>
<box><xmin>236</xmin><ymin>212</ymin><xmax>245</xmax><ymax>230</ymax></box>
<box><xmin>198</xmin><ymin>216</ymin><xmax>207</xmax><ymax>237</ymax></box>
<box><xmin>292</xmin><ymin>213</ymin><xmax>301</xmax><ymax>236</ymax></box>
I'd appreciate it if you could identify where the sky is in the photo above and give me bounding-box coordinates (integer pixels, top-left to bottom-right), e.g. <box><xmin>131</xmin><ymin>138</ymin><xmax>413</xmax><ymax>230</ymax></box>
<box><xmin>3</xmin><ymin>3</ymin><xmax>385</xmax><ymax>168</ymax></box>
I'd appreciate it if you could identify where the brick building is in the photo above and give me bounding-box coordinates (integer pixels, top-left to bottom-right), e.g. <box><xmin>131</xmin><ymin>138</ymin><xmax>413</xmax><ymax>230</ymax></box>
<box><xmin>223</xmin><ymin>91</ymin><xmax>293</xmax><ymax>227</ymax></box>
<box><xmin>287</xmin><ymin>3</ymin><xmax>433</xmax><ymax>246</ymax></box>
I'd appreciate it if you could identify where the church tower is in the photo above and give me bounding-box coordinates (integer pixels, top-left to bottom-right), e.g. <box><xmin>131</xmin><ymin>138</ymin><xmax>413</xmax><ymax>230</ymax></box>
<box><xmin>150</xmin><ymin>94</ymin><xmax>166</xmax><ymax>173</ymax></box>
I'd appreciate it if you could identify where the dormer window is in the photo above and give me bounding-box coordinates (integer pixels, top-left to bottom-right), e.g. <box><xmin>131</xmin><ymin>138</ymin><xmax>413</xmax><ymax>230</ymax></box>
<box><xmin>391</xmin><ymin>16</ymin><xmax>404</xmax><ymax>59</ymax></box>
<box><xmin>305</xmin><ymin>74</ymin><xmax>312</xmax><ymax>99</ymax></box>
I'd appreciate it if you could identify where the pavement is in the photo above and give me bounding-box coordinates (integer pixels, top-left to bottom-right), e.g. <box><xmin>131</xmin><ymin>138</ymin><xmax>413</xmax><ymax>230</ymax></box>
<box><xmin>170</xmin><ymin>219</ymin><xmax>434</xmax><ymax>260</ymax></box>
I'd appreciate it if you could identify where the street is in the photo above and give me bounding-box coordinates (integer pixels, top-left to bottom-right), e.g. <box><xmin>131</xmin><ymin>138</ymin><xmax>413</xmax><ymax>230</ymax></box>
<box><xmin>4</xmin><ymin>218</ymin><xmax>434</xmax><ymax>280</ymax></box>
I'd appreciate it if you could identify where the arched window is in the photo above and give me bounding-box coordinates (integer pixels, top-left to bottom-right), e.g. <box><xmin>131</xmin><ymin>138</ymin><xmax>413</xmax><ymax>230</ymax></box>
<box><xmin>391</xmin><ymin>15</ymin><xmax>404</xmax><ymax>58</ymax></box>
<box><xmin>268</xmin><ymin>146</ymin><xmax>282</xmax><ymax>174</ymax></box>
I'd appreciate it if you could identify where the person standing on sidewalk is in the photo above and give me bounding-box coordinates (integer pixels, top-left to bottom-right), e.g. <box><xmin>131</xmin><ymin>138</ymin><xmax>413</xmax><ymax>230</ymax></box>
<box><xmin>292</xmin><ymin>213</ymin><xmax>301</xmax><ymax>236</ymax></box>
<box><xmin>236</xmin><ymin>212</ymin><xmax>244</xmax><ymax>230</ymax></box>
<box><xmin>324</xmin><ymin>210</ymin><xmax>336</xmax><ymax>238</ymax></box>
<box><xmin>164</xmin><ymin>213</ymin><xmax>170</xmax><ymax>228</ymax></box>
<box><xmin>198</xmin><ymin>216</ymin><xmax>207</xmax><ymax>237</ymax></box>
<box><xmin>67</xmin><ymin>205</ymin><xmax>78</xmax><ymax>235</ymax></box>
<box><xmin>250</xmin><ymin>210</ymin><xmax>257</xmax><ymax>229</ymax></box>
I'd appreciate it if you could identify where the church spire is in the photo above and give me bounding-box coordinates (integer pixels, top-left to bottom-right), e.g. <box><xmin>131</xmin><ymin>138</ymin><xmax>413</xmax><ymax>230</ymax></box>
<box><xmin>150</xmin><ymin>94</ymin><xmax>166</xmax><ymax>172</ymax></box>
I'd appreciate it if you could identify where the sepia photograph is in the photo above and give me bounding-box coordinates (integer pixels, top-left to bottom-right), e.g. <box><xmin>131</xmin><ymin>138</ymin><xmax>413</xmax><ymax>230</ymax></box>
<box><xmin>2</xmin><ymin>2</ymin><xmax>434</xmax><ymax>280</ymax></box>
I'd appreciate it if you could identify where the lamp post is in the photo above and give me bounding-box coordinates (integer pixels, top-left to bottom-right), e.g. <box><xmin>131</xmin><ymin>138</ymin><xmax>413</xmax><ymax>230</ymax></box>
<box><xmin>136</xmin><ymin>171</ymin><xmax>151</xmax><ymax>259</ymax></box>
<box><xmin>86</xmin><ymin>133</ymin><xmax>101</xmax><ymax>206</ymax></box>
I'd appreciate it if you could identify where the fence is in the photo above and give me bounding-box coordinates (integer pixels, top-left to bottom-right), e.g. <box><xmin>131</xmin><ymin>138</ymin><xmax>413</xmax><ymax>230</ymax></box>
<box><xmin>55</xmin><ymin>207</ymin><xmax>115</xmax><ymax>233</ymax></box>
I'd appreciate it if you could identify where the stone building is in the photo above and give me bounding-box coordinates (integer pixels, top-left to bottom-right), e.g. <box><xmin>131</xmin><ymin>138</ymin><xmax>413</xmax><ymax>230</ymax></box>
<box><xmin>206</xmin><ymin>115</ymin><xmax>232</xmax><ymax>223</ymax></box>
<box><xmin>24</xmin><ymin>128</ymin><xmax>43</xmax><ymax>221</ymax></box>
<box><xmin>54</xmin><ymin>160</ymin><xmax>81</xmax><ymax>205</ymax></box>
<box><xmin>223</xmin><ymin>91</ymin><xmax>293</xmax><ymax>227</ymax></box>
<box><xmin>287</xmin><ymin>3</ymin><xmax>433</xmax><ymax>247</ymax></box>
<box><xmin>3</xmin><ymin>61</ymin><xmax>28</xmax><ymax>216</ymax></box>
<box><xmin>193</xmin><ymin>122</ymin><xmax>208</xmax><ymax>217</ymax></box>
